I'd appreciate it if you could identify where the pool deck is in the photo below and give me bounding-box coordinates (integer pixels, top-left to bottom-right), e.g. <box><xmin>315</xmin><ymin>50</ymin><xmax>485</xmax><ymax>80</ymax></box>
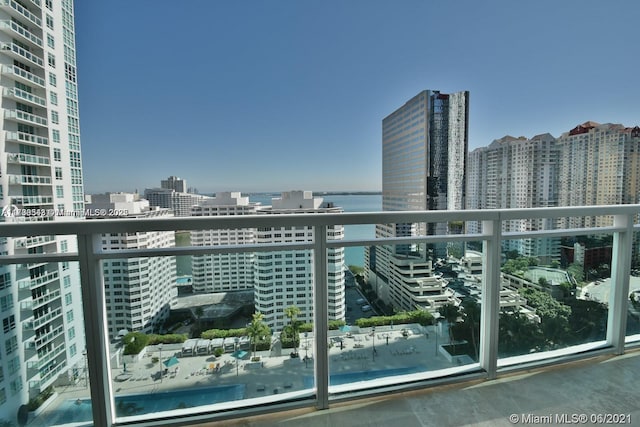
<box><xmin>33</xmin><ymin>325</ymin><xmax>465</xmax><ymax>424</ymax></box>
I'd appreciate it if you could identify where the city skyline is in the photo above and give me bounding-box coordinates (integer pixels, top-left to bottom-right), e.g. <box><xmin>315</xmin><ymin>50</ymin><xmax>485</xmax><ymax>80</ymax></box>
<box><xmin>75</xmin><ymin>1</ymin><xmax>640</xmax><ymax>193</ymax></box>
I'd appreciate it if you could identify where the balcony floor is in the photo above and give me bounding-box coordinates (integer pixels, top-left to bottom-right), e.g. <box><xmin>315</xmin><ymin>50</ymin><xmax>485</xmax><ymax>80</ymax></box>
<box><xmin>200</xmin><ymin>349</ymin><xmax>640</xmax><ymax>426</ymax></box>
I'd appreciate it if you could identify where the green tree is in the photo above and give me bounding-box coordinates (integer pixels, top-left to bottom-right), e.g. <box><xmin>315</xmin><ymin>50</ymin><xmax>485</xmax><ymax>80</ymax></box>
<box><xmin>246</xmin><ymin>312</ymin><xmax>270</xmax><ymax>359</ymax></box>
<box><xmin>284</xmin><ymin>305</ymin><xmax>302</xmax><ymax>354</ymax></box>
<box><xmin>498</xmin><ymin>311</ymin><xmax>544</xmax><ymax>356</ymax></box>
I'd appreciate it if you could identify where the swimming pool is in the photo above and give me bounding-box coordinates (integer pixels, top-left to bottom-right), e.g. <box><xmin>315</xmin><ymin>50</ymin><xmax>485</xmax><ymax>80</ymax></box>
<box><xmin>42</xmin><ymin>384</ymin><xmax>246</xmax><ymax>426</ymax></box>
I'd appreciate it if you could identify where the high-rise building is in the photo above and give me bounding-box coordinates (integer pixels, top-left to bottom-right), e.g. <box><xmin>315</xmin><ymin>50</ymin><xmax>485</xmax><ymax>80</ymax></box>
<box><xmin>366</xmin><ymin>90</ymin><xmax>468</xmax><ymax>313</ymax></box>
<box><xmin>467</xmin><ymin>134</ymin><xmax>559</xmax><ymax>262</ymax></box>
<box><xmin>254</xmin><ymin>191</ymin><xmax>345</xmax><ymax>330</ymax></box>
<box><xmin>85</xmin><ymin>193</ymin><xmax>177</xmax><ymax>339</ymax></box>
<box><xmin>557</xmin><ymin>122</ymin><xmax>640</xmax><ymax>229</ymax></box>
<box><xmin>0</xmin><ymin>0</ymin><xmax>85</xmax><ymax>415</ymax></box>
<box><xmin>161</xmin><ymin>175</ymin><xmax>187</xmax><ymax>193</ymax></box>
<box><xmin>190</xmin><ymin>192</ymin><xmax>259</xmax><ymax>293</ymax></box>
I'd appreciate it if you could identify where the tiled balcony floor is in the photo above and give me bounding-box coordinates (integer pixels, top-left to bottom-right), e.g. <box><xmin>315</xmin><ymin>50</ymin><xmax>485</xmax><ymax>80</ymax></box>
<box><xmin>200</xmin><ymin>349</ymin><xmax>640</xmax><ymax>426</ymax></box>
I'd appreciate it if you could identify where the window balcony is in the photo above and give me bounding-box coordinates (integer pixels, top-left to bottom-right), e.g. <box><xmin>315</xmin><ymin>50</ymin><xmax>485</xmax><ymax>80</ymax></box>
<box><xmin>7</xmin><ymin>152</ymin><xmax>50</xmax><ymax>165</ymax></box>
<box><xmin>1</xmin><ymin>41</ymin><xmax>44</xmax><ymax>67</ymax></box>
<box><xmin>8</xmin><ymin>173</ymin><xmax>52</xmax><ymax>185</ymax></box>
<box><xmin>0</xmin><ymin>205</ymin><xmax>639</xmax><ymax>426</ymax></box>
<box><xmin>6</xmin><ymin>130</ymin><xmax>48</xmax><ymax>147</ymax></box>
<box><xmin>1</xmin><ymin>64</ymin><xmax>45</xmax><ymax>87</ymax></box>
<box><xmin>5</xmin><ymin>109</ymin><xmax>48</xmax><ymax>127</ymax></box>
<box><xmin>0</xmin><ymin>19</ymin><xmax>43</xmax><ymax>48</ymax></box>
<box><xmin>3</xmin><ymin>87</ymin><xmax>47</xmax><ymax>107</ymax></box>
<box><xmin>0</xmin><ymin>0</ymin><xmax>42</xmax><ymax>28</ymax></box>
<box><xmin>12</xmin><ymin>195</ymin><xmax>53</xmax><ymax>205</ymax></box>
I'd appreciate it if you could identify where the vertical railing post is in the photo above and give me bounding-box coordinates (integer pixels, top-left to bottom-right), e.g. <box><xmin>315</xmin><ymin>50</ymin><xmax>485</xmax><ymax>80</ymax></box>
<box><xmin>607</xmin><ymin>214</ymin><xmax>633</xmax><ymax>354</ymax></box>
<box><xmin>313</xmin><ymin>225</ymin><xmax>329</xmax><ymax>409</ymax></box>
<box><xmin>480</xmin><ymin>218</ymin><xmax>501</xmax><ymax>379</ymax></box>
<box><xmin>77</xmin><ymin>233</ymin><xmax>113</xmax><ymax>427</ymax></box>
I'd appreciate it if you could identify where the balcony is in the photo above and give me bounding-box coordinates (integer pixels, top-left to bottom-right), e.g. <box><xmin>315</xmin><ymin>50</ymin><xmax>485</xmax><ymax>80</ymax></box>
<box><xmin>0</xmin><ymin>19</ymin><xmax>43</xmax><ymax>47</ymax></box>
<box><xmin>12</xmin><ymin>195</ymin><xmax>53</xmax><ymax>205</ymax></box>
<box><xmin>8</xmin><ymin>173</ymin><xmax>52</xmax><ymax>185</ymax></box>
<box><xmin>0</xmin><ymin>205</ymin><xmax>639</xmax><ymax>427</ymax></box>
<box><xmin>6</xmin><ymin>130</ymin><xmax>48</xmax><ymax>147</ymax></box>
<box><xmin>7</xmin><ymin>152</ymin><xmax>50</xmax><ymax>165</ymax></box>
<box><xmin>1</xmin><ymin>41</ymin><xmax>44</xmax><ymax>66</ymax></box>
<box><xmin>5</xmin><ymin>109</ymin><xmax>48</xmax><ymax>127</ymax></box>
<box><xmin>3</xmin><ymin>87</ymin><xmax>47</xmax><ymax>107</ymax></box>
<box><xmin>1</xmin><ymin>64</ymin><xmax>45</xmax><ymax>87</ymax></box>
<box><xmin>0</xmin><ymin>0</ymin><xmax>42</xmax><ymax>28</ymax></box>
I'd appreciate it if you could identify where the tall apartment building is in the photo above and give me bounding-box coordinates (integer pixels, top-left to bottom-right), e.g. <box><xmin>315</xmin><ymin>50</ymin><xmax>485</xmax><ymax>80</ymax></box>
<box><xmin>161</xmin><ymin>175</ymin><xmax>187</xmax><ymax>193</ymax></box>
<box><xmin>366</xmin><ymin>90</ymin><xmax>468</xmax><ymax>313</ymax></box>
<box><xmin>86</xmin><ymin>193</ymin><xmax>177</xmax><ymax>339</ymax></box>
<box><xmin>557</xmin><ymin>122</ymin><xmax>640</xmax><ymax>229</ymax></box>
<box><xmin>144</xmin><ymin>176</ymin><xmax>208</xmax><ymax>217</ymax></box>
<box><xmin>254</xmin><ymin>191</ymin><xmax>345</xmax><ymax>330</ymax></box>
<box><xmin>190</xmin><ymin>192</ymin><xmax>259</xmax><ymax>293</ymax></box>
<box><xmin>0</xmin><ymin>0</ymin><xmax>86</xmax><ymax>415</ymax></box>
<box><xmin>467</xmin><ymin>133</ymin><xmax>559</xmax><ymax>262</ymax></box>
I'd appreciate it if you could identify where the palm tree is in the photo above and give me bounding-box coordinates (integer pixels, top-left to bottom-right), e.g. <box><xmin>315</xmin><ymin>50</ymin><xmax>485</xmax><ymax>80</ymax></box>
<box><xmin>246</xmin><ymin>312</ymin><xmax>270</xmax><ymax>359</ymax></box>
<box><xmin>284</xmin><ymin>305</ymin><xmax>301</xmax><ymax>355</ymax></box>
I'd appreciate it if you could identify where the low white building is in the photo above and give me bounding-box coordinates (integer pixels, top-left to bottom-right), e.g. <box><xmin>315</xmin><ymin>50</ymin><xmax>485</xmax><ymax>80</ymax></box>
<box><xmin>86</xmin><ymin>193</ymin><xmax>177</xmax><ymax>339</ymax></box>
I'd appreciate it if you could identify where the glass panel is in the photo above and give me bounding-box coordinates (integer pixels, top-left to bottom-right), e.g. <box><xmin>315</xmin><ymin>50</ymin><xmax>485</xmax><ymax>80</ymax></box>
<box><xmin>329</xmin><ymin>239</ymin><xmax>481</xmax><ymax>397</ymax></box>
<box><xmin>498</xmin><ymin>235</ymin><xmax>609</xmax><ymax>364</ymax></box>
<box><xmin>6</xmin><ymin>256</ymin><xmax>91</xmax><ymax>427</ymax></box>
<box><xmin>627</xmin><ymin>230</ymin><xmax>640</xmax><ymax>342</ymax></box>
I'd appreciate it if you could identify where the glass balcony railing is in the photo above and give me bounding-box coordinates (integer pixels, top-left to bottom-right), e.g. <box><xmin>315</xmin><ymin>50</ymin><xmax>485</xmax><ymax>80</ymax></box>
<box><xmin>3</xmin><ymin>87</ymin><xmax>47</xmax><ymax>107</ymax></box>
<box><xmin>7</xmin><ymin>152</ymin><xmax>50</xmax><ymax>165</ymax></box>
<box><xmin>0</xmin><ymin>205</ymin><xmax>639</xmax><ymax>427</ymax></box>
<box><xmin>5</xmin><ymin>109</ymin><xmax>48</xmax><ymax>127</ymax></box>
<box><xmin>1</xmin><ymin>41</ymin><xmax>44</xmax><ymax>66</ymax></box>
<box><xmin>0</xmin><ymin>19</ymin><xmax>43</xmax><ymax>47</ymax></box>
<box><xmin>0</xmin><ymin>0</ymin><xmax>42</xmax><ymax>27</ymax></box>
<box><xmin>1</xmin><ymin>64</ymin><xmax>46</xmax><ymax>87</ymax></box>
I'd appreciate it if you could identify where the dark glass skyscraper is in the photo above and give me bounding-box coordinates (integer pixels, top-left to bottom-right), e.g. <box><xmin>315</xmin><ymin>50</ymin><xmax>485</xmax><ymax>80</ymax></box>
<box><xmin>366</xmin><ymin>90</ymin><xmax>469</xmax><ymax>312</ymax></box>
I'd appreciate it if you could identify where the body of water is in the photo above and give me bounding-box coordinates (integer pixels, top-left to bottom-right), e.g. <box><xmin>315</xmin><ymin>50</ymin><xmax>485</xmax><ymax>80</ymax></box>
<box><xmin>249</xmin><ymin>193</ymin><xmax>382</xmax><ymax>267</ymax></box>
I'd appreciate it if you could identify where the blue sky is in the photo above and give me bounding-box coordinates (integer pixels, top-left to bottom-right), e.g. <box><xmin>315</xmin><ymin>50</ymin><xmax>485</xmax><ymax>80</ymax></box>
<box><xmin>75</xmin><ymin>1</ymin><xmax>640</xmax><ymax>194</ymax></box>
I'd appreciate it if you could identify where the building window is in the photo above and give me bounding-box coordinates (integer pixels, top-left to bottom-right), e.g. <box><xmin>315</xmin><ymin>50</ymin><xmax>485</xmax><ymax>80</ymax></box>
<box><xmin>52</xmin><ymin>129</ymin><xmax>60</xmax><ymax>143</ymax></box>
<box><xmin>5</xmin><ymin>336</ymin><xmax>17</xmax><ymax>356</ymax></box>
<box><xmin>46</xmin><ymin>15</ymin><xmax>54</xmax><ymax>30</ymax></box>
<box><xmin>47</xmin><ymin>34</ymin><xmax>55</xmax><ymax>48</ymax></box>
<box><xmin>2</xmin><ymin>315</ymin><xmax>15</xmax><ymax>333</ymax></box>
<box><xmin>56</xmin><ymin>185</ymin><xmax>64</xmax><ymax>198</ymax></box>
<box><xmin>49</xmin><ymin>72</ymin><xmax>57</xmax><ymax>87</ymax></box>
<box><xmin>55</xmin><ymin>167</ymin><xmax>63</xmax><ymax>180</ymax></box>
<box><xmin>0</xmin><ymin>295</ymin><xmax>13</xmax><ymax>312</ymax></box>
<box><xmin>48</xmin><ymin>54</ymin><xmax>56</xmax><ymax>68</ymax></box>
<box><xmin>51</xmin><ymin>111</ymin><xmax>59</xmax><ymax>124</ymax></box>
<box><xmin>53</xmin><ymin>148</ymin><xmax>61</xmax><ymax>161</ymax></box>
<box><xmin>50</xmin><ymin>91</ymin><xmax>58</xmax><ymax>105</ymax></box>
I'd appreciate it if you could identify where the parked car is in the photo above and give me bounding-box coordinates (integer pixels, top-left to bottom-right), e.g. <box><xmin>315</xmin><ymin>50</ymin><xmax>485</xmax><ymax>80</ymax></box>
<box><xmin>356</xmin><ymin>298</ymin><xmax>366</xmax><ymax>305</ymax></box>
<box><xmin>361</xmin><ymin>305</ymin><xmax>372</xmax><ymax>312</ymax></box>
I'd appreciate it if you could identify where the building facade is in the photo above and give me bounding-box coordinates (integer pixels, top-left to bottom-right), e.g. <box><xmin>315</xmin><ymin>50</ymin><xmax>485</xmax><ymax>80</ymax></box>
<box><xmin>190</xmin><ymin>192</ymin><xmax>259</xmax><ymax>293</ymax></box>
<box><xmin>86</xmin><ymin>193</ymin><xmax>177</xmax><ymax>339</ymax></box>
<box><xmin>557</xmin><ymin>122</ymin><xmax>640</xmax><ymax>229</ymax></box>
<box><xmin>254</xmin><ymin>191</ymin><xmax>345</xmax><ymax>330</ymax></box>
<box><xmin>366</xmin><ymin>90</ymin><xmax>468</xmax><ymax>313</ymax></box>
<box><xmin>0</xmin><ymin>0</ymin><xmax>86</xmax><ymax>415</ymax></box>
<box><xmin>467</xmin><ymin>133</ymin><xmax>560</xmax><ymax>262</ymax></box>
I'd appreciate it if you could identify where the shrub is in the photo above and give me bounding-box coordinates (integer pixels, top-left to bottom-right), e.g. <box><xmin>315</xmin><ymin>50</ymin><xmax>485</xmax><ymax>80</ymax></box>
<box><xmin>200</xmin><ymin>328</ymin><xmax>247</xmax><ymax>339</ymax></box>
<box><xmin>147</xmin><ymin>334</ymin><xmax>187</xmax><ymax>345</ymax></box>
<box><xmin>123</xmin><ymin>332</ymin><xmax>149</xmax><ymax>355</ymax></box>
<box><xmin>355</xmin><ymin>310</ymin><xmax>433</xmax><ymax>328</ymax></box>
<box><xmin>27</xmin><ymin>386</ymin><xmax>54</xmax><ymax>411</ymax></box>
